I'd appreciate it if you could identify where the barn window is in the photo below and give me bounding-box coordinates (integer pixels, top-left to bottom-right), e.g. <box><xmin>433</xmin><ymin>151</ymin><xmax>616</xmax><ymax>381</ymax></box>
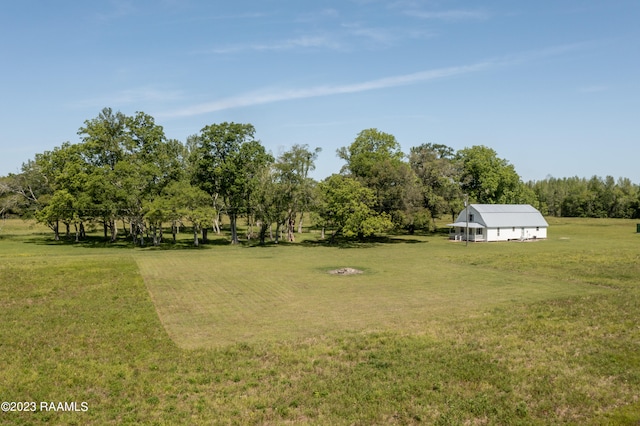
<box><xmin>512</xmin><ymin>227</ymin><xmax>515</xmax><ymax>232</ymax></box>
<box><xmin>469</xmin><ymin>214</ymin><xmax>474</xmax><ymax>222</ymax></box>
<box><xmin>536</xmin><ymin>227</ymin><xmax>540</xmax><ymax>231</ymax></box>
<box><xmin>497</xmin><ymin>228</ymin><xmax>500</xmax><ymax>236</ymax></box>
<box><xmin>476</xmin><ymin>228</ymin><xmax>483</xmax><ymax>235</ymax></box>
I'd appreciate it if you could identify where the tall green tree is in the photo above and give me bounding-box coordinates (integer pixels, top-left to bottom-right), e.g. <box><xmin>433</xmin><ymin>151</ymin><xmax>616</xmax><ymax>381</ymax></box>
<box><xmin>251</xmin><ymin>166</ymin><xmax>286</xmax><ymax>244</ymax></box>
<box><xmin>273</xmin><ymin>144</ymin><xmax>321</xmax><ymax>241</ymax></box>
<box><xmin>316</xmin><ymin>174</ymin><xmax>393</xmax><ymax>240</ymax></box>
<box><xmin>78</xmin><ymin>108</ymin><xmax>183</xmax><ymax>244</ymax></box>
<box><xmin>337</xmin><ymin>128</ymin><xmax>403</xmax><ymax>177</ymax></box>
<box><xmin>191</xmin><ymin>122</ymin><xmax>272</xmax><ymax>244</ymax></box>
<box><xmin>456</xmin><ymin>145</ymin><xmax>534</xmax><ymax>205</ymax></box>
<box><xmin>161</xmin><ymin>180</ymin><xmax>215</xmax><ymax>247</ymax></box>
<box><xmin>409</xmin><ymin>143</ymin><xmax>464</xmax><ymax>222</ymax></box>
<box><xmin>41</xmin><ymin>143</ymin><xmax>93</xmax><ymax>240</ymax></box>
<box><xmin>337</xmin><ymin>129</ymin><xmax>421</xmax><ymax>230</ymax></box>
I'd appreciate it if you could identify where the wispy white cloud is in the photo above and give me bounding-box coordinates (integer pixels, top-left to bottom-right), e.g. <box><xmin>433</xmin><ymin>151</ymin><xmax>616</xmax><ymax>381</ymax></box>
<box><xmin>161</xmin><ymin>42</ymin><xmax>588</xmax><ymax>119</ymax></box>
<box><xmin>404</xmin><ymin>9</ymin><xmax>490</xmax><ymax>21</ymax></box>
<box><xmin>493</xmin><ymin>42</ymin><xmax>594</xmax><ymax>66</ymax></box>
<box><xmin>203</xmin><ymin>35</ymin><xmax>342</xmax><ymax>54</ymax></box>
<box><xmin>342</xmin><ymin>22</ymin><xmax>399</xmax><ymax>46</ymax></box>
<box><xmin>159</xmin><ymin>62</ymin><xmax>491</xmax><ymax>118</ymax></box>
<box><xmin>294</xmin><ymin>8</ymin><xmax>341</xmax><ymax>23</ymax></box>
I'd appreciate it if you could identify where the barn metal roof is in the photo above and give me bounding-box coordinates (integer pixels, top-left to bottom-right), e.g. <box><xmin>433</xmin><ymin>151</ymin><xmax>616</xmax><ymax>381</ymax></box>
<box><xmin>451</xmin><ymin>204</ymin><xmax>548</xmax><ymax>228</ymax></box>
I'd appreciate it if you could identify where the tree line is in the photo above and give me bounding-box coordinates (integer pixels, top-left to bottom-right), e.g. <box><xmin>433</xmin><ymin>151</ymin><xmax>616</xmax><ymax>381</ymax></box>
<box><xmin>1</xmin><ymin>108</ymin><xmax>639</xmax><ymax>245</ymax></box>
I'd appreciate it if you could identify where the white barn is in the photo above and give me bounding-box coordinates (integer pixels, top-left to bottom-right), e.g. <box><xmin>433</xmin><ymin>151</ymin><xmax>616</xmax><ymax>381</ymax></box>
<box><xmin>448</xmin><ymin>204</ymin><xmax>548</xmax><ymax>242</ymax></box>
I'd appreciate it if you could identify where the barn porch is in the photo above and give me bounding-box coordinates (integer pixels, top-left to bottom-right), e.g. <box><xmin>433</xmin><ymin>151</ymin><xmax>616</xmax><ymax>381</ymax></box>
<box><xmin>448</xmin><ymin>222</ymin><xmax>486</xmax><ymax>242</ymax></box>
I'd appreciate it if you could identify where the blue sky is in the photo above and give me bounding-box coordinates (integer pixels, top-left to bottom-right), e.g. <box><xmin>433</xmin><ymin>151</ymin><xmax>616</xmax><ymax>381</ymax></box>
<box><xmin>1</xmin><ymin>1</ymin><xmax>639</xmax><ymax>182</ymax></box>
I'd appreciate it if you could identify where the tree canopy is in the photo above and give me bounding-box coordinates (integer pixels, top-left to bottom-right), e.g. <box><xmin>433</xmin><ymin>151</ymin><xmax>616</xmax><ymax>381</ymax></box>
<box><xmin>2</xmin><ymin>108</ymin><xmax>639</xmax><ymax>246</ymax></box>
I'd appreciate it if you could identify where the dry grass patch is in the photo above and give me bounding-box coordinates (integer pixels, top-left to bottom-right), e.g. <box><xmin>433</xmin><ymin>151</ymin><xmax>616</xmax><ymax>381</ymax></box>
<box><xmin>328</xmin><ymin>267</ymin><xmax>363</xmax><ymax>275</ymax></box>
<box><xmin>135</xmin><ymin>238</ymin><xmax>608</xmax><ymax>349</ymax></box>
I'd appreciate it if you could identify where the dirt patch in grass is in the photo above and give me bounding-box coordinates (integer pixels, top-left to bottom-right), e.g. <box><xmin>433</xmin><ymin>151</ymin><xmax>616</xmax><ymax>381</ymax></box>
<box><xmin>328</xmin><ymin>267</ymin><xmax>363</xmax><ymax>275</ymax></box>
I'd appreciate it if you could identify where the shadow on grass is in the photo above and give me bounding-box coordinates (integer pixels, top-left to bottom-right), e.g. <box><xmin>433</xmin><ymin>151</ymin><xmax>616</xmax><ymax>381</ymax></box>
<box><xmin>20</xmin><ymin>234</ymin><xmax>236</xmax><ymax>250</ymax></box>
<box><xmin>299</xmin><ymin>235</ymin><xmax>429</xmax><ymax>249</ymax></box>
<box><xmin>17</xmin><ymin>229</ymin><xmax>444</xmax><ymax>250</ymax></box>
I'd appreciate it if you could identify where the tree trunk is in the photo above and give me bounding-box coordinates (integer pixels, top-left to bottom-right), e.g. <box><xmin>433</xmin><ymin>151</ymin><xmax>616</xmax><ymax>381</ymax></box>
<box><xmin>230</xmin><ymin>213</ymin><xmax>239</xmax><ymax>244</ymax></box>
<box><xmin>53</xmin><ymin>220</ymin><xmax>60</xmax><ymax>241</ymax></box>
<box><xmin>298</xmin><ymin>215</ymin><xmax>304</xmax><ymax>233</ymax></box>
<box><xmin>103</xmin><ymin>221</ymin><xmax>108</xmax><ymax>239</ymax></box>
<box><xmin>321</xmin><ymin>226</ymin><xmax>325</xmax><ymax>240</ymax></box>
<box><xmin>152</xmin><ymin>225</ymin><xmax>159</xmax><ymax>246</ymax></box>
<box><xmin>259</xmin><ymin>222</ymin><xmax>269</xmax><ymax>245</ymax></box>
<box><xmin>193</xmin><ymin>226</ymin><xmax>199</xmax><ymax>247</ymax></box>
<box><xmin>79</xmin><ymin>222</ymin><xmax>86</xmax><ymax>239</ymax></box>
<box><xmin>246</xmin><ymin>217</ymin><xmax>253</xmax><ymax>241</ymax></box>
<box><xmin>287</xmin><ymin>215</ymin><xmax>295</xmax><ymax>242</ymax></box>
<box><xmin>213</xmin><ymin>194</ymin><xmax>221</xmax><ymax>234</ymax></box>
<box><xmin>110</xmin><ymin>219</ymin><xmax>118</xmax><ymax>243</ymax></box>
<box><xmin>172</xmin><ymin>221</ymin><xmax>177</xmax><ymax>243</ymax></box>
<box><xmin>74</xmin><ymin>224</ymin><xmax>80</xmax><ymax>242</ymax></box>
<box><xmin>202</xmin><ymin>228</ymin><xmax>208</xmax><ymax>243</ymax></box>
<box><xmin>274</xmin><ymin>222</ymin><xmax>281</xmax><ymax>244</ymax></box>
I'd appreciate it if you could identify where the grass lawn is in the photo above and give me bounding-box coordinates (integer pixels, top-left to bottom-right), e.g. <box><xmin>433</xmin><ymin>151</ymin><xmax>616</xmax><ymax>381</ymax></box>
<box><xmin>1</xmin><ymin>217</ymin><xmax>639</xmax><ymax>424</ymax></box>
<box><xmin>136</xmin><ymin>236</ymin><xmax>609</xmax><ymax>349</ymax></box>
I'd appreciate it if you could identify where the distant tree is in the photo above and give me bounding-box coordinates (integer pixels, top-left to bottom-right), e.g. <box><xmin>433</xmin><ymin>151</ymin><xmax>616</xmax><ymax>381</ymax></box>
<box><xmin>613</xmin><ymin>177</ymin><xmax>640</xmax><ymax>218</ymax></box>
<box><xmin>191</xmin><ymin>123</ymin><xmax>272</xmax><ymax>244</ymax></box>
<box><xmin>337</xmin><ymin>128</ymin><xmax>403</xmax><ymax>177</ymax></box>
<box><xmin>0</xmin><ymin>177</ymin><xmax>15</xmax><ymax>218</ymax></box>
<box><xmin>251</xmin><ymin>166</ymin><xmax>286</xmax><ymax>244</ymax></box>
<box><xmin>162</xmin><ymin>180</ymin><xmax>215</xmax><ymax>247</ymax></box>
<box><xmin>337</xmin><ymin>128</ymin><xmax>421</xmax><ymax>230</ymax></box>
<box><xmin>38</xmin><ymin>143</ymin><xmax>93</xmax><ymax>241</ymax></box>
<box><xmin>273</xmin><ymin>144</ymin><xmax>321</xmax><ymax>241</ymax></box>
<box><xmin>316</xmin><ymin>174</ymin><xmax>393</xmax><ymax>240</ymax></box>
<box><xmin>78</xmin><ymin>107</ymin><xmax>127</xmax><ymax>170</ymax></box>
<box><xmin>78</xmin><ymin>108</ymin><xmax>184</xmax><ymax>244</ymax></box>
<box><xmin>456</xmin><ymin>145</ymin><xmax>535</xmax><ymax>205</ymax></box>
<box><xmin>531</xmin><ymin>175</ymin><xmax>640</xmax><ymax>219</ymax></box>
<box><xmin>409</xmin><ymin>143</ymin><xmax>464</xmax><ymax>223</ymax></box>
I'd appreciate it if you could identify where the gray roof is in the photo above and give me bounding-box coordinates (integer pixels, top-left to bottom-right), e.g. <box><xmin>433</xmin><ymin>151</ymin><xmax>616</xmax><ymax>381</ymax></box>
<box><xmin>452</xmin><ymin>204</ymin><xmax>548</xmax><ymax>228</ymax></box>
<box><xmin>447</xmin><ymin>222</ymin><xmax>484</xmax><ymax>228</ymax></box>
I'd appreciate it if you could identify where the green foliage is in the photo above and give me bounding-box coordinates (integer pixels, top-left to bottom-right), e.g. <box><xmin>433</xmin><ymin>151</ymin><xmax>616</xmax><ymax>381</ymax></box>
<box><xmin>456</xmin><ymin>145</ymin><xmax>534</xmax><ymax>204</ymax></box>
<box><xmin>317</xmin><ymin>174</ymin><xmax>393</xmax><ymax>239</ymax></box>
<box><xmin>4</xmin><ymin>110</ymin><xmax>640</xmax><ymax>250</ymax></box>
<box><xmin>410</xmin><ymin>143</ymin><xmax>464</xmax><ymax>220</ymax></box>
<box><xmin>337</xmin><ymin>129</ymin><xmax>421</xmax><ymax>229</ymax></box>
<box><xmin>337</xmin><ymin>128</ymin><xmax>404</xmax><ymax>177</ymax></box>
<box><xmin>191</xmin><ymin>122</ymin><xmax>272</xmax><ymax>244</ymax></box>
<box><xmin>272</xmin><ymin>144</ymin><xmax>321</xmax><ymax>242</ymax></box>
<box><xmin>529</xmin><ymin>175</ymin><xmax>640</xmax><ymax>218</ymax></box>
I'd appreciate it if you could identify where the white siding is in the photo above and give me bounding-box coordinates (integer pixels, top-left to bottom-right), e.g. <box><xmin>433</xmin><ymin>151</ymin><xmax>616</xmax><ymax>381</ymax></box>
<box><xmin>486</xmin><ymin>226</ymin><xmax>546</xmax><ymax>242</ymax></box>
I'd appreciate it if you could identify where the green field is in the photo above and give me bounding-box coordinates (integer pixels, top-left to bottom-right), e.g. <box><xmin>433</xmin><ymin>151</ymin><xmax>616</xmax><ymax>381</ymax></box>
<box><xmin>1</xmin><ymin>218</ymin><xmax>639</xmax><ymax>424</ymax></box>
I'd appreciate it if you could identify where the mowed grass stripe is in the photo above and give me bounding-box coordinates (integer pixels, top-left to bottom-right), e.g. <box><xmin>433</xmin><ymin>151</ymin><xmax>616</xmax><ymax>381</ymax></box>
<box><xmin>136</xmin><ymin>237</ymin><xmax>609</xmax><ymax>349</ymax></box>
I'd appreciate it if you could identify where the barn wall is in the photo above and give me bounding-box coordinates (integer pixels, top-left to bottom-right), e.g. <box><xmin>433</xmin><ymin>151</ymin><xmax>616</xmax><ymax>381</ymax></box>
<box><xmin>487</xmin><ymin>227</ymin><xmax>547</xmax><ymax>241</ymax></box>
